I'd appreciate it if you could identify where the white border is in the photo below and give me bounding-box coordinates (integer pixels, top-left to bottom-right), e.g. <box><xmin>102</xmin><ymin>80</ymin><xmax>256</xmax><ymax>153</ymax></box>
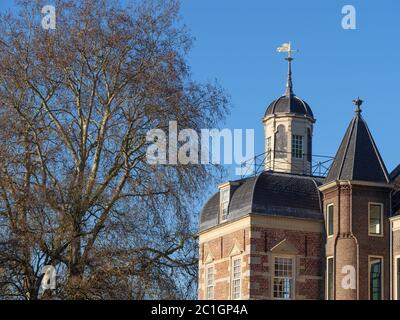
<box><xmin>271</xmin><ymin>254</ymin><xmax>296</xmax><ymax>300</ymax></box>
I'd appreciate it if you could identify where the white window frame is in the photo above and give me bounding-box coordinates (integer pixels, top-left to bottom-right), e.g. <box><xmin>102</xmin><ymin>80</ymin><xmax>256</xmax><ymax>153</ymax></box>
<box><xmin>368</xmin><ymin>255</ymin><xmax>384</xmax><ymax>300</ymax></box>
<box><xmin>205</xmin><ymin>263</ymin><xmax>215</xmax><ymax>300</ymax></box>
<box><xmin>272</xmin><ymin>255</ymin><xmax>295</xmax><ymax>300</ymax></box>
<box><xmin>327</xmin><ymin>204</ymin><xmax>334</xmax><ymax>238</ymax></box>
<box><xmin>395</xmin><ymin>255</ymin><xmax>400</xmax><ymax>300</ymax></box>
<box><xmin>230</xmin><ymin>256</ymin><xmax>242</xmax><ymax>300</ymax></box>
<box><xmin>220</xmin><ymin>187</ymin><xmax>230</xmax><ymax>222</ymax></box>
<box><xmin>368</xmin><ymin>202</ymin><xmax>384</xmax><ymax>237</ymax></box>
<box><xmin>291</xmin><ymin>135</ymin><xmax>303</xmax><ymax>159</ymax></box>
<box><xmin>326</xmin><ymin>256</ymin><xmax>334</xmax><ymax>300</ymax></box>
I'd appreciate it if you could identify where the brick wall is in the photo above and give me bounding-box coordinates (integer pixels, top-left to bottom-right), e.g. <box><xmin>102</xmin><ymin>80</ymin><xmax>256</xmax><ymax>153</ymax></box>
<box><xmin>352</xmin><ymin>186</ymin><xmax>391</xmax><ymax>300</ymax></box>
<box><xmin>198</xmin><ymin>216</ymin><xmax>324</xmax><ymax>300</ymax></box>
<box><xmin>198</xmin><ymin>227</ymin><xmax>251</xmax><ymax>300</ymax></box>
<box><xmin>249</xmin><ymin>226</ymin><xmax>323</xmax><ymax>299</ymax></box>
<box><xmin>321</xmin><ymin>184</ymin><xmax>392</xmax><ymax>300</ymax></box>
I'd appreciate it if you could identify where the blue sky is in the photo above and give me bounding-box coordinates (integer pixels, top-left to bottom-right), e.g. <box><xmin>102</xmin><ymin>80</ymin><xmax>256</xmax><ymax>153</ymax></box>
<box><xmin>1</xmin><ymin>0</ymin><xmax>399</xmax><ymax>182</ymax></box>
<box><xmin>178</xmin><ymin>0</ymin><xmax>400</xmax><ymax>180</ymax></box>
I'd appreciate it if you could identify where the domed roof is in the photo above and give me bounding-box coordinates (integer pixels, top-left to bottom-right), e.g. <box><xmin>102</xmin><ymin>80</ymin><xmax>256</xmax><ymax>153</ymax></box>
<box><xmin>264</xmin><ymin>51</ymin><xmax>314</xmax><ymax>119</ymax></box>
<box><xmin>265</xmin><ymin>94</ymin><xmax>314</xmax><ymax>118</ymax></box>
<box><xmin>199</xmin><ymin>171</ymin><xmax>323</xmax><ymax>232</ymax></box>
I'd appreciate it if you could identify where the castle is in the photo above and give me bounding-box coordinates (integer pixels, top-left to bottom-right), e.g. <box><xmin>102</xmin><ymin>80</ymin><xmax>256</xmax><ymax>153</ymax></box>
<box><xmin>197</xmin><ymin>48</ymin><xmax>400</xmax><ymax>300</ymax></box>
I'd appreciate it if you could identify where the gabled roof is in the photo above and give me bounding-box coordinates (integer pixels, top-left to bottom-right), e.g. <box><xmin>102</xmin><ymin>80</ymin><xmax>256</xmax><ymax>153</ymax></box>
<box><xmin>325</xmin><ymin>109</ymin><xmax>390</xmax><ymax>184</ymax></box>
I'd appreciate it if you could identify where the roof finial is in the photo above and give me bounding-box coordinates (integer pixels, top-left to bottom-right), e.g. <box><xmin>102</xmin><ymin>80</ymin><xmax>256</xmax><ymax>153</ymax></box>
<box><xmin>353</xmin><ymin>97</ymin><xmax>363</xmax><ymax>114</ymax></box>
<box><xmin>277</xmin><ymin>41</ymin><xmax>298</xmax><ymax>96</ymax></box>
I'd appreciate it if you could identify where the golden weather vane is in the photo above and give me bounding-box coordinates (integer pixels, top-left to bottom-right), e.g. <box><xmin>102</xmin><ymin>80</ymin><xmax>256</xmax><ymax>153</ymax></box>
<box><xmin>276</xmin><ymin>41</ymin><xmax>298</xmax><ymax>59</ymax></box>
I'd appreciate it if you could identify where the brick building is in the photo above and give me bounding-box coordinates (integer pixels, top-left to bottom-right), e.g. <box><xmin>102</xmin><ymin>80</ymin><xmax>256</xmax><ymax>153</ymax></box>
<box><xmin>197</xmin><ymin>52</ymin><xmax>400</xmax><ymax>300</ymax></box>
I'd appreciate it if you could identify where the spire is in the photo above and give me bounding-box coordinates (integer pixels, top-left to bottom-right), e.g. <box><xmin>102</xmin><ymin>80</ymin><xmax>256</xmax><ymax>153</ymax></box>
<box><xmin>325</xmin><ymin>98</ymin><xmax>390</xmax><ymax>184</ymax></box>
<box><xmin>285</xmin><ymin>56</ymin><xmax>293</xmax><ymax>96</ymax></box>
<box><xmin>277</xmin><ymin>41</ymin><xmax>297</xmax><ymax>96</ymax></box>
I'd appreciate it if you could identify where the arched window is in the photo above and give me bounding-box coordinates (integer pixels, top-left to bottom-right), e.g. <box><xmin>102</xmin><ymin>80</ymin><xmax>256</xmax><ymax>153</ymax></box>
<box><xmin>266</xmin><ymin>137</ymin><xmax>272</xmax><ymax>162</ymax></box>
<box><xmin>275</xmin><ymin>125</ymin><xmax>287</xmax><ymax>159</ymax></box>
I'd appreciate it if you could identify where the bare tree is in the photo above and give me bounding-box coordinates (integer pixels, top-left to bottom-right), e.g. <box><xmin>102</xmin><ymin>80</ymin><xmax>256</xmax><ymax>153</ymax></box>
<box><xmin>0</xmin><ymin>0</ymin><xmax>228</xmax><ymax>299</ymax></box>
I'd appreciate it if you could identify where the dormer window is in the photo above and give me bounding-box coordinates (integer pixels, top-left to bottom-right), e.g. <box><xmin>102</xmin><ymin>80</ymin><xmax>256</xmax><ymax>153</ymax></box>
<box><xmin>220</xmin><ymin>188</ymin><xmax>230</xmax><ymax>222</ymax></box>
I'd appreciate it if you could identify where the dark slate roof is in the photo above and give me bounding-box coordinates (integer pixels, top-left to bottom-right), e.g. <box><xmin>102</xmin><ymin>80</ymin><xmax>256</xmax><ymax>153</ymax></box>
<box><xmin>265</xmin><ymin>94</ymin><xmax>314</xmax><ymax>119</ymax></box>
<box><xmin>199</xmin><ymin>171</ymin><xmax>324</xmax><ymax>232</ymax></box>
<box><xmin>393</xmin><ymin>191</ymin><xmax>400</xmax><ymax>216</ymax></box>
<box><xmin>393</xmin><ymin>166</ymin><xmax>400</xmax><ymax>216</ymax></box>
<box><xmin>325</xmin><ymin>111</ymin><xmax>390</xmax><ymax>184</ymax></box>
<box><xmin>390</xmin><ymin>164</ymin><xmax>400</xmax><ymax>182</ymax></box>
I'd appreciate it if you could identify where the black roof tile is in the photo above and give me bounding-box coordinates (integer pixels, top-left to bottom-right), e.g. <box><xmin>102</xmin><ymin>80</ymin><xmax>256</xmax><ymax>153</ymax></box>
<box><xmin>199</xmin><ymin>172</ymin><xmax>323</xmax><ymax>232</ymax></box>
<box><xmin>393</xmin><ymin>191</ymin><xmax>400</xmax><ymax>215</ymax></box>
<box><xmin>265</xmin><ymin>95</ymin><xmax>314</xmax><ymax>119</ymax></box>
<box><xmin>390</xmin><ymin>164</ymin><xmax>400</xmax><ymax>182</ymax></box>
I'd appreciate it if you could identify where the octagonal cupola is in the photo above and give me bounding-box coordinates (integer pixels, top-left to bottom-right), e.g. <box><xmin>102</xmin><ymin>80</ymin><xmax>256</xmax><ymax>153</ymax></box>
<box><xmin>263</xmin><ymin>42</ymin><xmax>315</xmax><ymax>175</ymax></box>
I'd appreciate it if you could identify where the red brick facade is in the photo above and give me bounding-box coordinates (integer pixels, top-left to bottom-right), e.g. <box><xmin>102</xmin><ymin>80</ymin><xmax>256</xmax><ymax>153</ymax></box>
<box><xmin>248</xmin><ymin>226</ymin><xmax>323</xmax><ymax>299</ymax></box>
<box><xmin>198</xmin><ymin>216</ymin><xmax>324</xmax><ymax>300</ymax></box>
<box><xmin>198</xmin><ymin>227</ymin><xmax>251</xmax><ymax>300</ymax></box>
<box><xmin>321</xmin><ymin>182</ymin><xmax>392</xmax><ymax>300</ymax></box>
<box><xmin>198</xmin><ymin>184</ymin><xmax>400</xmax><ymax>300</ymax></box>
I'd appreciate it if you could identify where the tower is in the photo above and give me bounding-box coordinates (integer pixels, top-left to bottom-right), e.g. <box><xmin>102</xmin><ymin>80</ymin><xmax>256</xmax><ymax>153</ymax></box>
<box><xmin>263</xmin><ymin>42</ymin><xmax>315</xmax><ymax>175</ymax></box>
<box><xmin>319</xmin><ymin>98</ymin><xmax>392</xmax><ymax>300</ymax></box>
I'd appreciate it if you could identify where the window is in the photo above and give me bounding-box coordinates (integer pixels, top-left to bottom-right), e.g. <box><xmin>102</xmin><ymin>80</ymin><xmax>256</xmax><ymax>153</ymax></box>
<box><xmin>326</xmin><ymin>257</ymin><xmax>334</xmax><ymax>300</ymax></box>
<box><xmin>327</xmin><ymin>204</ymin><xmax>334</xmax><ymax>237</ymax></box>
<box><xmin>220</xmin><ymin>188</ymin><xmax>230</xmax><ymax>222</ymax></box>
<box><xmin>275</xmin><ymin>125</ymin><xmax>287</xmax><ymax>159</ymax></box>
<box><xmin>369</xmin><ymin>256</ymin><xmax>383</xmax><ymax>300</ymax></box>
<box><xmin>266</xmin><ymin>137</ymin><xmax>272</xmax><ymax>162</ymax></box>
<box><xmin>292</xmin><ymin>135</ymin><xmax>303</xmax><ymax>159</ymax></box>
<box><xmin>396</xmin><ymin>257</ymin><xmax>400</xmax><ymax>300</ymax></box>
<box><xmin>205</xmin><ymin>264</ymin><xmax>215</xmax><ymax>300</ymax></box>
<box><xmin>273</xmin><ymin>256</ymin><xmax>294</xmax><ymax>299</ymax></box>
<box><xmin>369</xmin><ymin>203</ymin><xmax>383</xmax><ymax>236</ymax></box>
<box><xmin>231</xmin><ymin>257</ymin><xmax>241</xmax><ymax>299</ymax></box>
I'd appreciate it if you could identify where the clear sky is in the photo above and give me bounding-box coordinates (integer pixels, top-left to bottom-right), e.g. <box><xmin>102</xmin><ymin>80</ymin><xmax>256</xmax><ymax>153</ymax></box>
<box><xmin>1</xmin><ymin>0</ymin><xmax>399</xmax><ymax>182</ymax></box>
<box><xmin>178</xmin><ymin>0</ymin><xmax>400</xmax><ymax>180</ymax></box>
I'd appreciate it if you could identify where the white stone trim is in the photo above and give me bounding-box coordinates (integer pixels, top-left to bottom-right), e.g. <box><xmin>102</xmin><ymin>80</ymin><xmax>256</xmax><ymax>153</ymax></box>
<box><xmin>271</xmin><ymin>254</ymin><xmax>296</xmax><ymax>300</ymax></box>
<box><xmin>326</xmin><ymin>256</ymin><xmax>334</xmax><ymax>300</ymax></box>
<box><xmin>395</xmin><ymin>255</ymin><xmax>400</xmax><ymax>300</ymax></box>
